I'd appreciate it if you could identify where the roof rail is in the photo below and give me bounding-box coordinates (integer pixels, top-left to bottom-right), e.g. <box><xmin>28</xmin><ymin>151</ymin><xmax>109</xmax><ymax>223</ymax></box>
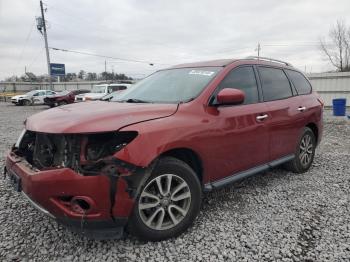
<box><xmin>245</xmin><ymin>56</ymin><xmax>292</xmax><ymax>66</ymax></box>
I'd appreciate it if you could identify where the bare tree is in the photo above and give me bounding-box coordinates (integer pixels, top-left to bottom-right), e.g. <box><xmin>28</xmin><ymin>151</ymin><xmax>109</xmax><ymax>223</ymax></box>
<box><xmin>320</xmin><ymin>20</ymin><xmax>350</xmax><ymax>72</ymax></box>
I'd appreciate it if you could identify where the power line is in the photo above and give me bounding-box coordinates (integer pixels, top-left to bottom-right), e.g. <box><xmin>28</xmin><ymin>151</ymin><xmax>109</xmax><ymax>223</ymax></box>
<box><xmin>49</xmin><ymin>47</ymin><xmax>171</xmax><ymax>66</ymax></box>
<box><xmin>46</xmin><ymin>3</ymin><xmax>98</xmax><ymax>25</ymax></box>
<box><xmin>27</xmin><ymin>47</ymin><xmax>45</xmax><ymax>70</ymax></box>
<box><xmin>262</xmin><ymin>42</ymin><xmax>335</xmax><ymax>47</ymax></box>
<box><xmin>14</xmin><ymin>18</ymin><xmax>36</xmax><ymax>74</ymax></box>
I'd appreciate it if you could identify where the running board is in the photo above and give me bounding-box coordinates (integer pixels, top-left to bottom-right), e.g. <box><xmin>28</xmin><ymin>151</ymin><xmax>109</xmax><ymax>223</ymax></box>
<box><xmin>203</xmin><ymin>154</ymin><xmax>295</xmax><ymax>191</ymax></box>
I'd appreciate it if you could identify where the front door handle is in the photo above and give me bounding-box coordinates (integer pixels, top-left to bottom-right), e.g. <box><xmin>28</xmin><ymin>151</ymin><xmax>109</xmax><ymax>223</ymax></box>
<box><xmin>256</xmin><ymin>114</ymin><xmax>268</xmax><ymax>121</ymax></box>
<box><xmin>298</xmin><ymin>106</ymin><xmax>306</xmax><ymax>112</ymax></box>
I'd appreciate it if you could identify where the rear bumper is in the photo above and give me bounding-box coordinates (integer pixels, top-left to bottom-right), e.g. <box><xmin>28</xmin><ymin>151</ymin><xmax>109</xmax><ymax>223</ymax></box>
<box><xmin>4</xmin><ymin>151</ymin><xmax>139</xmax><ymax>239</ymax></box>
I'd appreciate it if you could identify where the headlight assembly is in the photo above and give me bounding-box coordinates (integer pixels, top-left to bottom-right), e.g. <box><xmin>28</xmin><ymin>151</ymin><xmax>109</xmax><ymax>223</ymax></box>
<box><xmin>84</xmin><ymin>131</ymin><xmax>138</xmax><ymax>161</ymax></box>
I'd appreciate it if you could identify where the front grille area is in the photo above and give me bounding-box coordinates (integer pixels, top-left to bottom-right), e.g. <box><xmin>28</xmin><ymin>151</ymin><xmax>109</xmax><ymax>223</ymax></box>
<box><xmin>15</xmin><ymin>131</ymin><xmax>80</xmax><ymax>170</ymax></box>
<box><xmin>13</xmin><ymin>130</ymin><xmax>137</xmax><ymax>173</ymax></box>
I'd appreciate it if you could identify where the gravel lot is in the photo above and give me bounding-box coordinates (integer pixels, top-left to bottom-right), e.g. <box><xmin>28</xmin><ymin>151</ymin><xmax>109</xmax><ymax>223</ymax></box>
<box><xmin>0</xmin><ymin>102</ymin><xmax>349</xmax><ymax>261</ymax></box>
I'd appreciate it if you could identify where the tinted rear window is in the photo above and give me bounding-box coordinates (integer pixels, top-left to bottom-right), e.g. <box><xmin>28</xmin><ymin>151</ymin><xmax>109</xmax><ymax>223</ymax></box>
<box><xmin>286</xmin><ymin>70</ymin><xmax>312</xmax><ymax>95</ymax></box>
<box><xmin>258</xmin><ymin>67</ymin><xmax>292</xmax><ymax>101</ymax></box>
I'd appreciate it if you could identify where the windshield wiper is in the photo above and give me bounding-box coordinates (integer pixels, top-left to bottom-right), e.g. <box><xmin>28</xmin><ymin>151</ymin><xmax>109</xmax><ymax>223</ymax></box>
<box><xmin>123</xmin><ymin>98</ymin><xmax>150</xmax><ymax>103</ymax></box>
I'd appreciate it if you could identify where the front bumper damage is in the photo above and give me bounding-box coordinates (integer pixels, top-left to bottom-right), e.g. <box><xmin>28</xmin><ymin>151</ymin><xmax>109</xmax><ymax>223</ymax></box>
<box><xmin>4</xmin><ymin>149</ymin><xmax>151</xmax><ymax>239</ymax></box>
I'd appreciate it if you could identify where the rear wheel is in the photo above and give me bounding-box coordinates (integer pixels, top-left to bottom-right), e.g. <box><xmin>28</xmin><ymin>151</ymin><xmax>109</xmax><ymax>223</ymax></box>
<box><xmin>128</xmin><ymin>157</ymin><xmax>202</xmax><ymax>241</ymax></box>
<box><xmin>285</xmin><ymin>127</ymin><xmax>316</xmax><ymax>173</ymax></box>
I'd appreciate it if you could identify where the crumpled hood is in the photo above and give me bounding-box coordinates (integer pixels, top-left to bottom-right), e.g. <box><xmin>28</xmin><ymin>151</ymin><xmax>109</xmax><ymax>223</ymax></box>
<box><xmin>26</xmin><ymin>101</ymin><xmax>178</xmax><ymax>133</ymax></box>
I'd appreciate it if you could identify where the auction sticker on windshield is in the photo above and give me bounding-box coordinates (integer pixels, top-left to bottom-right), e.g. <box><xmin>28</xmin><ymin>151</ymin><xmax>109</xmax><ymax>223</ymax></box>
<box><xmin>189</xmin><ymin>70</ymin><xmax>215</xmax><ymax>76</ymax></box>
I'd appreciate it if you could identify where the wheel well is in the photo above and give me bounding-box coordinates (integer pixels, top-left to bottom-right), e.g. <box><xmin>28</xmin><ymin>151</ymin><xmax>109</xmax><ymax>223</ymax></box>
<box><xmin>160</xmin><ymin>148</ymin><xmax>203</xmax><ymax>183</ymax></box>
<box><xmin>306</xmin><ymin>123</ymin><xmax>318</xmax><ymax>143</ymax></box>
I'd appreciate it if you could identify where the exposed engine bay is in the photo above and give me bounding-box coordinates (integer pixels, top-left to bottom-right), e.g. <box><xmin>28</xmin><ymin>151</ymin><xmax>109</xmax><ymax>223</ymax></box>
<box><xmin>14</xmin><ymin>130</ymin><xmax>138</xmax><ymax>174</ymax></box>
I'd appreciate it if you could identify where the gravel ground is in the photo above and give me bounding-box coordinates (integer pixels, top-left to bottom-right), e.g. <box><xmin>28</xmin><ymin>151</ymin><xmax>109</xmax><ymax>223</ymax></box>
<box><xmin>0</xmin><ymin>102</ymin><xmax>349</xmax><ymax>261</ymax></box>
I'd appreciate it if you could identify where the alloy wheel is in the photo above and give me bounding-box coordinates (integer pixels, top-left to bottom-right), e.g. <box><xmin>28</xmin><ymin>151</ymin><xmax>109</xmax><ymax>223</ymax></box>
<box><xmin>299</xmin><ymin>134</ymin><xmax>313</xmax><ymax>167</ymax></box>
<box><xmin>138</xmin><ymin>174</ymin><xmax>192</xmax><ymax>231</ymax></box>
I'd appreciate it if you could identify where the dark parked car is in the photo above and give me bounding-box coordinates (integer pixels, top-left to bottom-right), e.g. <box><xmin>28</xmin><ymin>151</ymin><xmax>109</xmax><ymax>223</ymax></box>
<box><xmin>44</xmin><ymin>89</ymin><xmax>90</xmax><ymax>107</ymax></box>
<box><xmin>5</xmin><ymin>57</ymin><xmax>323</xmax><ymax>241</ymax></box>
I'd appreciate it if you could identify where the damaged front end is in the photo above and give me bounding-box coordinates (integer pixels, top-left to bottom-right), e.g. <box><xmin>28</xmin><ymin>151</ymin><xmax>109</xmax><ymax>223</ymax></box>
<box><xmin>5</xmin><ymin>129</ymin><xmax>150</xmax><ymax>239</ymax></box>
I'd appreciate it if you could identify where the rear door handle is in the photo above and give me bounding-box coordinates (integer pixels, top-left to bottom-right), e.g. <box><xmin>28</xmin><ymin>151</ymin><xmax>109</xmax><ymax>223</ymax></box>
<box><xmin>298</xmin><ymin>106</ymin><xmax>306</xmax><ymax>112</ymax></box>
<box><xmin>256</xmin><ymin>114</ymin><xmax>268</xmax><ymax>121</ymax></box>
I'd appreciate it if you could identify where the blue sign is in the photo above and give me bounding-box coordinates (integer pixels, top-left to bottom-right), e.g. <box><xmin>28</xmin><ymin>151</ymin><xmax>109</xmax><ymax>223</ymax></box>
<box><xmin>50</xmin><ymin>63</ymin><xmax>65</xmax><ymax>76</ymax></box>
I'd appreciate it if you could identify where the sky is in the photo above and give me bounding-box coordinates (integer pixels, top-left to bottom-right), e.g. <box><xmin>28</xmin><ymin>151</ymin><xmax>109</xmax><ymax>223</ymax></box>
<box><xmin>0</xmin><ymin>0</ymin><xmax>349</xmax><ymax>80</ymax></box>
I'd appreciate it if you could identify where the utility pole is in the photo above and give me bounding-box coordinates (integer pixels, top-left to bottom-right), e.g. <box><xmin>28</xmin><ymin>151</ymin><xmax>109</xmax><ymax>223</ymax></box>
<box><xmin>257</xmin><ymin>43</ymin><xmax>261</xmax><ymax>59</ymax></box>
<box><xmin>39</xmin><ymin>0</ymin><xmax>52</xmax><ymax>89</ymax></box>
<box><xmin>104</xmin><ymin>60</ymin><xmax>107</xmax><ymax>81</ymax></box>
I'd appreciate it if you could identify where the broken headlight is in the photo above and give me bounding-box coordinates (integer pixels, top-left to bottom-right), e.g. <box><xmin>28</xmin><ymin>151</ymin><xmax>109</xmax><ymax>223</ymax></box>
<box><xmin>85</xmin><ymin>131</ymin><xmax>138</xmax><ymax>161</ymax></box>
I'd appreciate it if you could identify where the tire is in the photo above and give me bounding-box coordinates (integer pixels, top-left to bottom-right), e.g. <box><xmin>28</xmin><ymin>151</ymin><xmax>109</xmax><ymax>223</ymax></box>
<box><xmin>284</xmin><ymin>127</ymin><xmax>316</xmax><ymax>173</ymax></box>
<box><xmin>23</xmin><ymin>100</ymin><xmax>32</xmax><ymax>106</ymax></box>
<box><xmin>128</xmin><ymin>157</ymin><xmax>202</xmax><ymax>241</ymax></box>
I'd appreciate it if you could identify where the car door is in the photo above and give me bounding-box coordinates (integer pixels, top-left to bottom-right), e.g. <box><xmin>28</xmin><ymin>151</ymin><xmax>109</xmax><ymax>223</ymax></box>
<box><xmin>208</xmin><ymin>66</ymin><xmax>270</xmax><ymax>181</ymax></box>
<box><xmin>32</xmin><ymin>91</ymin><xmax>46</xmax><ymax>104</ymax></box>
<box><xmin>285</xmin><ymin>69</ymin><xmax>318</xmax><ymax>120</ymax></box>
<box><xmin>257</xmin><ymin>66</ymin><xmax>305</xmax><ymax>161</ymax></box>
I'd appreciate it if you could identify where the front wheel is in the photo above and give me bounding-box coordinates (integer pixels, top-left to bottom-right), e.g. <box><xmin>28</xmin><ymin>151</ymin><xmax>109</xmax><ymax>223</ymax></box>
<box><xmin>285</xmin><ymin>127</ymin><xmax>316</xmax><ymax>173</ymax></box>
<box><xmin>128</xmin><ymin>157</ymin><xmax>202</xmax><ymax>241</ymax></box>
<box><xmin>23</xmin><ymin>99</ymin><xmax>32</xmax><ymax>106</ymax></box>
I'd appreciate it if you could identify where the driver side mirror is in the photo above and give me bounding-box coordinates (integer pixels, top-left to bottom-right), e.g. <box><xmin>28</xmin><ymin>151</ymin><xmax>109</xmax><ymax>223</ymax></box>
<box><xmin>216</xmin><ymin>88</ymin><xmax>245</xmax><ymax>105</ymax></box>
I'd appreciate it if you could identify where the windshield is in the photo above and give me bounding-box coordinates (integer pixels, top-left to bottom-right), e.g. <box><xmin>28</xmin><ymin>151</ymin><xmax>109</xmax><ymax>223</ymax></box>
<box><xmin>115</xmin><ymin>67</ymin><xmax>221</xmax><ymax>103</ymax></box>
<box><xmin>91</xmin><ymin>85</ymin><xmax>106</xmax><ymax>93</ymax></box>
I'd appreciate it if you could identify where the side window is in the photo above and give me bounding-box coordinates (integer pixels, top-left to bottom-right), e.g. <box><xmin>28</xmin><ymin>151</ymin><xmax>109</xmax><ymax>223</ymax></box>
<box><xmin>46</xmin><ymin>91</ymin><xmax>54</xmax><ymax>95</ymax></box>
<box><xmin>258</xmin><ymin>67</ymin><xmax>292</xmax><ymax>101</ymax></box>
<box><xmin>286</xmin><ymin>70</ymin><xmax>312</xmax><ymax>95</ymax></box>
<box><xmin>216</xmin><ymin>66</ymin><xmax>259</xmax><ymax>104</ymax></box>
<box><xmin>112</xmin><ymin>86</ymin><xmax>126</xmax><ymax>91</ymax></box>
<box><xmin>38</xmin><ymin>91</ymin><xmax>46</xmax><ymax>96</ymax></box>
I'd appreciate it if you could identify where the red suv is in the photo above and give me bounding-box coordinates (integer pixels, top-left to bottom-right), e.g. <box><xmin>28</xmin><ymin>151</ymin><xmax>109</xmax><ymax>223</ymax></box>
<box><xmin>4</xmin><ymin>57</ymin><xmax>323</xmax><ymax>241</ymax></box>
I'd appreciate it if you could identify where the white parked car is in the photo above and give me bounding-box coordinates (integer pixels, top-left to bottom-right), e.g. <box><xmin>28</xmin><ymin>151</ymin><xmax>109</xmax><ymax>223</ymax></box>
<box><xmin>11</xmin><ymin>90</ymin><xmax>56</xmax><ymax>106</ymax></box>
<box><xmin>75</xmin><ymin>83</ymin><xmax>131</xmax><ymax>102</ymax></box>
